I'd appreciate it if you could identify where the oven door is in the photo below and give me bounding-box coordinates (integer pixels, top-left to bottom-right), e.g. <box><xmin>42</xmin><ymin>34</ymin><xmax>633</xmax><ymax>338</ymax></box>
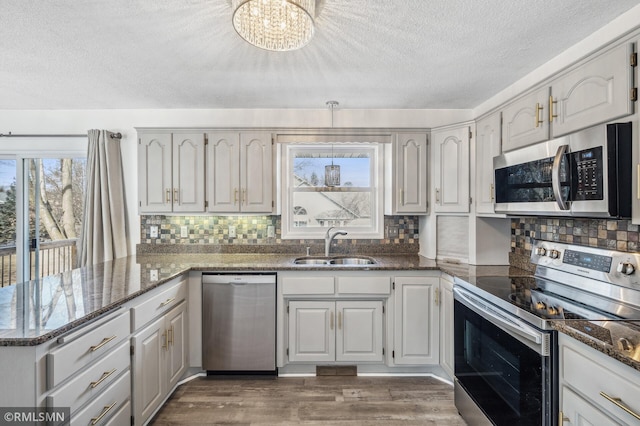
<box><xmin>453</xmin><ymin>286</ymin><xmax>556</xmax><ymax>426</ymax></box>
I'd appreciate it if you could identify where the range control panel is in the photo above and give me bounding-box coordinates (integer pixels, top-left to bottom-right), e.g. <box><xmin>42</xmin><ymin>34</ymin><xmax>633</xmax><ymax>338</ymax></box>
<box><xmin>531</xmin><ymin>240</ymin><xmax>640</xmax><ymax>287</ymax></box>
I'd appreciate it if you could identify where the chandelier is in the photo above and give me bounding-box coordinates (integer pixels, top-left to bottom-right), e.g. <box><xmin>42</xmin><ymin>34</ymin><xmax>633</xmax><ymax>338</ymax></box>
<box><xmin>231</xmin><ymin>0</ymin><xmax>316</xmax><ymax>51</ymax></box>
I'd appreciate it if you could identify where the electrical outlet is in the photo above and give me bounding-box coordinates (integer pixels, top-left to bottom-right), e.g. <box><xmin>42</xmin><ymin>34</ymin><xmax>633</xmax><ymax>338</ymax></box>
<box><xmin>229</xmin><ymin>225</ymin><xmax>236</xmax><ymax>238</ymax></box>
<box><xmin>180</xmin><ymin>226</ymin><xmax>188</xmax><ymax>238</ymax></box>
<box><xmin>150</xmin><ymin>269</ymin><xmax>158</xmax><ymax>281</ymax></box>
<box><xmin>387</xmin><ymin>225</ymin><xmax>399</xmax><ymax>238</ymax></box>
<box><xmin>150</xmin><ymin>225</ymin><xmax>158</xmax><ymax>238</ymax></box>
<box><xmin>267</xmin><ymin>225</ymin><xmax>275</xmax><ymax>238</ymax></box>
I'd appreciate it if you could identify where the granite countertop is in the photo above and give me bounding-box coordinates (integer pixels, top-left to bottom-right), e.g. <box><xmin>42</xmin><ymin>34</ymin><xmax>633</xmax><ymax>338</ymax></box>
<box><xmin>3</xmin><ymin>251</ymin><xmax>639</xmax><ymax>374</ymax></box>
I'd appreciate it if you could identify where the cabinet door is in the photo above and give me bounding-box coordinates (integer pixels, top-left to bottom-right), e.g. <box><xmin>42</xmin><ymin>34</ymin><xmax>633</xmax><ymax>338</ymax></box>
<box><xmin>393</xmin><ymin>276</ymin><xmax>439</xmax><ymax>365</ymax></box>
<box><xmin>394</xmin><ymin>133</ymin><xmax>428</xmax><ymax>214</ymax></box>
<box><xmin>551</xmin><ymin>43</ymin><xmax>634</xmax><ymax>138</ymax></box>
<box><xmin>501</xmin><ymin>87</ymin><xmax>549</xmax><ymax>152</ymax></box>
<box><xmin>207</xmin><ymin>132</ymin><xmax>241</xmax><ymax>212</ymax></box>
<box><xmin>132</xmin><ymin>316</ymin><xmax>166</xmax><ymax>423</ymax></box>
<box><xmin>336</xmin><ymin>300</ymin><xmax>383</xmax><ymax>362</ymax></box>
<box><xmin>439</xmin><ymin>278</ymin><xmax>454</xmax><ymax>380</ymax></box>
<box><xmin>432</xmin><ymin>126</ymin><xmax>470</xmax><ymax>213</ymax></box>
<box><xmin>288</xmin><ymin>301</ymin><xmax>335</xmax><ymax>362</ymax></box>
<box><xmin>240</xmin><ymin>132</ymin><xmax>273</xmax><ymax>213</ymax></box>
<box><xmin>475</xmin><ymin>113</ymin><xmax>502</xmax><ymax>215</ymax></box>
<box><xmin>166</xmin><ymin>302</ymin><xmax>188</xmax><ymax>391</ymax></box>
<box><xmin>138</xmin><ymin>134</ymin><xmax>173</xmax><ymax>213</ymax></box>
<box><xmin>561</xmin><ymin>386</ymin><xmax>617</xmax><ymax>426</ymax></box>
<box><xmin>172</xmin><ymin>133</ymin><xmax>205</xmax><ymax>212</ymax></box>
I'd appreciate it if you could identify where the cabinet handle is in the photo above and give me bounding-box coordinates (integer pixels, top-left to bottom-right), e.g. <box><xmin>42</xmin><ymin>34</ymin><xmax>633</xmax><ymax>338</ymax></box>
<box><xmin>549</xmin><ymin>95</ymin><xmax>557</xmax><ymax>123</ymax></box>
<box><xmin>330</xmin><ymin>311</ymin><xmax>334</xmax><ymax>330</ymax></box>
<box><xmin>242</xmin><ymin>188</ymin><xmax>247</xmax><ymax>205</ymax></box>
<box><xmin>400</xmin><ymin>189</ymin><xmax>404</xmax><ymax>206</ymax></box>
<box><xmin>166</xmin><ymin>189</ymin><xmax>171</xmax><ymax>203</ymax></box>
<box><xmin>535</xmin><ymin>103</ymin><xmax>544</xmax><ymax>128</ymax></box>
<box><xmin>600</xmin><ymin>391</ymin><xmax>640</xmax><ymax>421</ymax></box>
<box><xmin>160</xmin><ymin>297</ymin><xmax>175</xmax><ymax>307</ymax></box>
<box><xmin>162</xmin><ymin>330</ymin><xmax>168</xmax><ymax>350</ymax></box>
<box><xmin>168</xmin><ymin>325</ymin><xmax>174</xmax><ymax>346</ymax></box>
<box><xmin>338</xmin><ymin>311</ymin><xmax>342</xmax><ymax>330</ymax></box>
<box><xmin>90</xmin><ymin>401</ymin><xmax>117</xmax><ymax>425</ymax></box>
<box><xmin>174</xmin><ymin>188</ymin><xmax>179</xmax><ymax>203</ymax></box>
<box><xmin>558</xmin><ymin>411</ymin><xmax>569</xmax><ymax>424</ymax></box>
<box><xmin>90</xmin><ymin>335</ymin><xmax>116</xmax><ymax>352</ymax></box>
<box><xmin>234</xmin><ymin>188</ymin><xmax>238</xmax><ymax>205</ymax></box>
<box><xmin>90</xmin><ymin>368</ymin><xmax>117</xmax><ymax>389</ymax></box>
<box><xmin>490</xmin><ymin>183</ymin><xmax>494</xmax><ymax>202</ymax></box>
<box><xmin>435</xmin><ymin>188</ymin><xmax>440</xmax><ymax>204</ymax></box>
<box><xmin>435</xmin><ymin>288</ymin><xmax>440</xmax><ymax>306</ymax></box>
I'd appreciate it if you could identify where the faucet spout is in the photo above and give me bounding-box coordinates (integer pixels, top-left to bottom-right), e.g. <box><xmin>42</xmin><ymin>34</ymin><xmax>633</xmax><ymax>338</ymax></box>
<box><xmin>325</xmin><ymin>227</ymin><xmax>348</xmax><ymax>257</ymax></box>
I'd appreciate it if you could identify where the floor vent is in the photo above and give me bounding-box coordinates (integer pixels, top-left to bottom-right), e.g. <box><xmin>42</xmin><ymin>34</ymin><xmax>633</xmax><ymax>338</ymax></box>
<box><xmin>316</xmin><ymin>365</ymin><xmax>357</xmax><ymax>376</ymax></box>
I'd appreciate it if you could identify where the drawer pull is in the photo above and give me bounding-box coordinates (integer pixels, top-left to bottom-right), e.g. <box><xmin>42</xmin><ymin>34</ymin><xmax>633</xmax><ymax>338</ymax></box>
<box><xmin>90</xmin><ymin>335</ymin><xmax>116</xmax><ymax>352</ymax></box>
<box><xmin>160</xmin><ymin>297</ymin><xmax>175</xmax><ymax>307</ymax></box>
<box><xmin>600</xmin><ymin>391</ymin><xmax>640</xmax><ymax>421</ymax></box>
<box><xmin>91</xmin><ymin>401</ymin><xmax>117</xmax><ymax>425</ymax></box>
<box><xmin>90</xmin><ymin>368</ymin><xmax>117</xmax><ymax>389</ymax></box>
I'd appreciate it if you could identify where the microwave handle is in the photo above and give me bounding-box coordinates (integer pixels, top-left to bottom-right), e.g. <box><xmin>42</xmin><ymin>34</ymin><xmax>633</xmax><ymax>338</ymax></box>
<box><xmin>552</xmin><ymin>144</ymin><xmax>570</xmax><ymax>210</ymax></box>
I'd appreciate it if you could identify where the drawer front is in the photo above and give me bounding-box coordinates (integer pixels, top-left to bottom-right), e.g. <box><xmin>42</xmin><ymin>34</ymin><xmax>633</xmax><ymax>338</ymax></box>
<box><xmin>47</xmin><ymin>340</ymin><xmax>130</xmax><ymax>413</ymax></box>
<box><xmin>105</xmin><ymin>399</ymin><xmax>131</xmax><ymax>426</ymax></box>
<box><xmin>337</xmin><ymin>276</ymin><xmax>390</xmax><ymax>294</ymax></box>
<box><xmin>73</xmin><ymin>370</ymin><xmax>130</xmax><ymax>426</ymax></box>
<box><xmin>48</xmin><ymin>311</ymin><xmax>130</xmax><ymax>388</ymax></box>
<box><xmin>281</xmin><ymin>276</ymin><xmax>335</xmax><ymax>295</ymax></box>
<box><xmin>131</xmin><ymin>279</ymin><xmax>187</xmax><ymax>330</ymax></box>
<box><xmin>562</xmin><ymin>340</ymin><xmax>640</xmax><ymax>424</ymax></box>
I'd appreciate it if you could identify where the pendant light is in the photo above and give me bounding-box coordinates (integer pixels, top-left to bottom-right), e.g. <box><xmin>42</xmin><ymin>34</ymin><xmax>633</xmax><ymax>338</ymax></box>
<box><xmin>325</xmin><ymin>101</ymin><xmax>340</xmax><ymax>187</ymax></box>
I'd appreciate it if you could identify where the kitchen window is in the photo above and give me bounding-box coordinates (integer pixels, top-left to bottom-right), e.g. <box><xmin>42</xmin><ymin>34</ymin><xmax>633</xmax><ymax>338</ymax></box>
<box><xmin>280</xmin><ymin>140</ymin><xmax>384</xmax><ymax>239</ymax></box>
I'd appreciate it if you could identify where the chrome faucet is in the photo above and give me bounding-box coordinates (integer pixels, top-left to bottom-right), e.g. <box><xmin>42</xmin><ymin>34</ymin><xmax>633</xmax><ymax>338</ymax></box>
<box><xmin>325</xmin><ymin>227</ymin><xmax>348</xmax><ymax>257</ymax></box>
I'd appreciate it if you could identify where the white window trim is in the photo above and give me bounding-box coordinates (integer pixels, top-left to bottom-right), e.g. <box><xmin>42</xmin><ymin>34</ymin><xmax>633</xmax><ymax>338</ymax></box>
<box><xmin>280</xmin><ymin>142</ymin><xmax>384</xmax><ymax>239</ymax></box>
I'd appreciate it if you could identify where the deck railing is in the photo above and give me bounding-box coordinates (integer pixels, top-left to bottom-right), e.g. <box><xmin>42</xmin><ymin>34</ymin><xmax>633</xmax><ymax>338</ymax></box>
<box><xmin>0</xmin><ymin>239</ymin><xmax>78</xmax><ymax>288</ymax></box>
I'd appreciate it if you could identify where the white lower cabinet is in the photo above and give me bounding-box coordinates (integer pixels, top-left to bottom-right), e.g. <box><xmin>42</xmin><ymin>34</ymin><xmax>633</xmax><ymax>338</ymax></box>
<box><xmin>131</xmin><ymin>277</ymin><xmax>188</xmax><ymax>426</ymax></box>
<box><xmin>288</xmin><ymin>300</ymin><xmax>384</xmax><ymax>363</ymax></box>
<box><xmin>439</xmin><ymin>276</ymin><xmax>454</xmax><ymax>379</ymax></box>
<box><xmin>393</xmin><ymin>276</ymin><xmax>440</xmax><ymax>365</ymax></box>
<box><xmin>559</xmin><ymin>333</ymin><xmax>640</xmax><ymax>425</ymax></box>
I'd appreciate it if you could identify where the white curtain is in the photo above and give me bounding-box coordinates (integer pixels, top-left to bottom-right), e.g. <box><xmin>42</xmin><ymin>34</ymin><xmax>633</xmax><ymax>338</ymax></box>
<box><xmin>78</xmin><ymin>129</ymin><xmax>128</xmax><ymax>266</ymax></box>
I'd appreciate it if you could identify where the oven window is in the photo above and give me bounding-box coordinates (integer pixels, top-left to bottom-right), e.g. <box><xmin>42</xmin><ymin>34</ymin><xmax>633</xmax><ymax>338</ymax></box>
<box><xmin>455</xmin><ymin>300</ymin><xmax>552</xmax><ymax>425</ymax></box>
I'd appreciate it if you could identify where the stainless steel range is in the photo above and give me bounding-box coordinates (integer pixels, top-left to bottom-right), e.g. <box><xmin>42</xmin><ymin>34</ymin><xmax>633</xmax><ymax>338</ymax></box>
<box><xmin>453</xmin><ymin>240</ymin><xmax>640</xmax><ymax>426</ymax></box>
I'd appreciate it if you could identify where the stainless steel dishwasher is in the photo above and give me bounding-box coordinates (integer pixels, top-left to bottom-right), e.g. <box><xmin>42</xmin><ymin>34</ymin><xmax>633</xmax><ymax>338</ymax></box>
<box><xmin>202</xmin><ymin>273</ymin><xmax>276</xmax><ymax>373</ymax></box>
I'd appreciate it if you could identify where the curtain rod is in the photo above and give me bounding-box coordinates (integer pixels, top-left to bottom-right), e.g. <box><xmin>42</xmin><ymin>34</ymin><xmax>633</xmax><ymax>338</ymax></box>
<box><xmin>0</xmin><ymin>132</ymin><xmax>122</xmax><ymax>139</ymax></box>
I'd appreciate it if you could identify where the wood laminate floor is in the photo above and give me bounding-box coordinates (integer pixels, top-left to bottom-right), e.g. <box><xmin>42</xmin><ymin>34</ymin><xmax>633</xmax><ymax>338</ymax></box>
<box><xmin>150</xmin><ymin>375</ymin><xmax>467</xmax><ymax>425</ymax></box>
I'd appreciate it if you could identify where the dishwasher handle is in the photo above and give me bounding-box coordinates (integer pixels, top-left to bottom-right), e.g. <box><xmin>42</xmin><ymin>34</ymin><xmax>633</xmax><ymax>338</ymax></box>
<box><xmin>202</xmin><ymin>274</ymin><xmax>276</xmax><ymax>285</ymax></box>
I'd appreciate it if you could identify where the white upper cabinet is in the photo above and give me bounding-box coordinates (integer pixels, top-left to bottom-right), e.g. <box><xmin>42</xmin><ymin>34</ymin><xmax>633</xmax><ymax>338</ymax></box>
<box><xmin>207</xmin><ymin>131</ymin><xmax>273</xmax><ymax>213</ymax></box>
<box><xmin>501</xmin><ymin>87</ymin><xmax>550</xmax><ymax>152</ymax></box>
<box><xmin>501</xmin><ymin>42</ymin><xmax>635</xmax><ymax>152</ymax></box>
<box><xmin>550</xmin><ymin>42</ymin><xmax>634</xmax><ymax>138</ymax></box>
<box><xmin>432</xmin><ymin>125</ymin><xmax>470</xmax><ymax>213</ymax></box>
<box><xmin>387</xmin><ymin>133</ymin><xmax>428</xmax><ymax>214</ymax></box>
<box><xmin>475</xmin><ymin>112</ymin><xmax>502</xmax><ymax>215</ymax></box>
<box><xmin>138</xmin><ymin>133</ymin><xmax>206</xmax><ymax>213</ymax></box>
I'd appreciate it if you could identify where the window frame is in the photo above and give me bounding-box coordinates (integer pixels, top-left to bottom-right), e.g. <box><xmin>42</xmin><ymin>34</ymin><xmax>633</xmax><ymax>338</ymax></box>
<box><xmin>280</xmin><ymin>141</ymin><xmax>385</xmax><ymax>239</ymax></box>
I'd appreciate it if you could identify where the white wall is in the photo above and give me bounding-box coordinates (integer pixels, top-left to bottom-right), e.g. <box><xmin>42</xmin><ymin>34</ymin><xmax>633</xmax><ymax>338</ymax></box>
<box><xmin>1</xmin><ymin>108</ymin><xmax>472</xmax><ymax>252</ymax></box>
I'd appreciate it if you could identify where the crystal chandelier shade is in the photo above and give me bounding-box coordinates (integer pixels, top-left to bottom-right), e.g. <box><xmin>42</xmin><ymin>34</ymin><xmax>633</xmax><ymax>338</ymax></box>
<box><xmin>232</xmin><ymin>0</ymin><xmax>316</xmax><ymax>51</ymax></box>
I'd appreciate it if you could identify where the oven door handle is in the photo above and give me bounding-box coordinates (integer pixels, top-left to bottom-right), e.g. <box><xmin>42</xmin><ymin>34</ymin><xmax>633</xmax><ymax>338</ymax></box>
<box><xmin>454</xmin><ymin>287</ymin><xmax>549</xmax><ymax>354</ymax></box>
<box><xmin>552</xmin><ymin>144</ymin><xmax>570</xmax><ymax>210</ymax></box>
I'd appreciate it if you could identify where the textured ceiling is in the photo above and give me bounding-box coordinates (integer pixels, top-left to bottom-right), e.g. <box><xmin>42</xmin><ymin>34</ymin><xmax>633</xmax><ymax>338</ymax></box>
<box><xmin>1</xmin><ymin>0</ymin><xmax>640</xmax><ymax>110</ymax></box>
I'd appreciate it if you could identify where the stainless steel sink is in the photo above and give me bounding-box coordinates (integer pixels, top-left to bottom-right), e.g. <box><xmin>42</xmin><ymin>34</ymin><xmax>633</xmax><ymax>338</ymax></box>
<box><xmin>292</xmin><ymin>256</ymin><xmax>376</xmax><ymax>266</ymax></box>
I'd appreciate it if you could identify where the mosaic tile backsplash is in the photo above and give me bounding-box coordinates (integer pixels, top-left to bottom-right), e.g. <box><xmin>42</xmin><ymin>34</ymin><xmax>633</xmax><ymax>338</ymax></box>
<box><xmin>510</xmin><ymin>217</ymin><xmax>640</xmax><ymax>272</ymax></box>
<box><xmin>139</xmin><ymin>215</ymin><xmax>420</xmax><ymax>254</ymax></box>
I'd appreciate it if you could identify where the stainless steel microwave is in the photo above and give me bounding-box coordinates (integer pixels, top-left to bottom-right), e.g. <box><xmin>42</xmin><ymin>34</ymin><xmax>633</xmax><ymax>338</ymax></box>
<box><xmin>493</xmin><ymin>122</ymin><xmax>632</xmax><ymax>217</ymax></box>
